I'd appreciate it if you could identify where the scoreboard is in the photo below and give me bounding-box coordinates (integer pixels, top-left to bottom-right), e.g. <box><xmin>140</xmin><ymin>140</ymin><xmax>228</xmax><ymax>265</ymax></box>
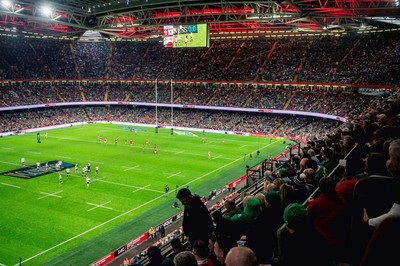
<box><xmin>163</xmin><ymin>24</ymin><xmax>209</xmax><ymax>48</ymax></box>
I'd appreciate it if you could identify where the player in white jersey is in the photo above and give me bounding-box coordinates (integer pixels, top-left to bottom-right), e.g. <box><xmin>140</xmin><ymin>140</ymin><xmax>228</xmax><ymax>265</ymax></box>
<box><xmin>86</xmin><ymin>176</ymin><xmax>90</xmax><ymax>188</ymax></box>
<box><xmin>82</xmin><ymin>166</ymin><xmax>87</xmax><ymax>177</ymax></box>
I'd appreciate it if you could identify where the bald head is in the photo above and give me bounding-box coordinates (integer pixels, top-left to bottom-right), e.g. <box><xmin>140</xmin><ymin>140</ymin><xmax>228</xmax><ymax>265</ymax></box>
<box><xmin>225</xmin><ymin>247</ymin><xmax>257</xmax><ymax>266</ymax></box>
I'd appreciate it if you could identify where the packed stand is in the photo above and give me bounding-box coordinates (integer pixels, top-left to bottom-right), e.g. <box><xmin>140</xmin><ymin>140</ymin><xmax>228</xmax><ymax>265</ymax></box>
<box><xmin>126</xmin><ymin>91</ymin><xmax>400</xmax><ymax>266</ymax></box>
<box><xmin>73</xmin><ymin>41</ymin><xmax>110</xmax><ymax>78</ymax></box>
<box><xmin>1</xmin><ymin>34</ymin><xmax>400</xmax><ymax>85</ymax></box>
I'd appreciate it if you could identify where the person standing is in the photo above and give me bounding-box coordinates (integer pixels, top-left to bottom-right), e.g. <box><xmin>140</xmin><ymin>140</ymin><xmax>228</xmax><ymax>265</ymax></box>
<box><xmin>21</xmin><ymin>157</ymin><xmax>25</xmax><ymax>166</ymax></box>
<box><xmin>159</xmin><ymin>224</ymin><xmax>166</xmax><ymax>238</ymax></box>
<box><xmin>176</xmin><ymin>188</ymin><xmax>213</xmax><ymax>248</ymax></box>
<box><xmin>82</xmin><ymin>166</ymin><xmax>87</xmax><ymax>177</ymax></box>
<box><xmin>66</xmin><ymin>168</ymin><xmax>70</xmax><ymax>177</ymax></box>
<box><xmin>95</xmin><ymin>165</ymin><xmax>99</xmax><ymax>175</ymax></box>
<box><xmin>154</xmin><ymin>144</ymin><xmax>158</xmax><ymax>157</ymax></box>
<box><xmin>74</xmin><ymin>163</ymin><xmax>79</xmax><ymax>174</ymax></box>
<box><xmin>164</xmin><ymin>185</ymin><xmax>170</xmax><ymax>197</ymax></box>
<box><xmin>59</xmin><ymin>172</ymin><xmax>63</xmax><ymax>184</ymax></box>
<box><xmin>148</xmin><ymin>226</ymin><xmax>155</xmax><ymax>239</ymax></box>
<box><xmin>86</xmin><ymin>176</ymin><xmax>90</xmax><ymax>188</ymax></box>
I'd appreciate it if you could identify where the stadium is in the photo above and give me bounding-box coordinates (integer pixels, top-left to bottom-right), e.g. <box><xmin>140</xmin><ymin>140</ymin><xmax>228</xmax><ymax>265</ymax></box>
<box><xmin>0</xmin><ymin>0</ymin><xmax>399</xmax><ymax>266</ymax></box>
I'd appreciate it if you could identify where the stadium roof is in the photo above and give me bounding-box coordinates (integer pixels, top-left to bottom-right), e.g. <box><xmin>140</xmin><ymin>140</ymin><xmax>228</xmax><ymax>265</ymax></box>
<box><xmin>0</xmin><ymin>0</ymin><xmax>399</xmax><ymax>39</ymax></box>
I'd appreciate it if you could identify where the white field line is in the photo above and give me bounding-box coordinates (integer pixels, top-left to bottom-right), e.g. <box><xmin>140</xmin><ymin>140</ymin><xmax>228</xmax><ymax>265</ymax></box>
<box><xmin>0</xmin><ymin>160</ymin><xmax>21</xmax><ymax>166</ymax></box>
<box><xmin>15</xmin><ymin>139</ymin><xmax>281</xmax><ymax>265</ymax></box>
<box><xmin>87</xmin><ymin>201</ymin><xmax>112</xmax><ymax>212</ymax></box>
<box><xmin>0</xmin><ymin>262</ymin><xmax>6</xmax><ymax>266</ymax></box>
<box><xmin>28</xmin><ymin>151</ymin><xmax>41</xmax><ymax>154</ymax></box>
<box><xmin>239</xmin><ymin>145</ymin><xmax>248</xmax><ymax>149</ymax></box>
<box><xmin>38</xmin><ymin>191</ymin><xmax>63</xmax><ymax>200</ymax></box>
<box><xmin>91</xmin><ymin>161</ymin><xmax>105</xmax><ymax>165</ymax></box>
<box><xmin>56</xmin><ymin>155</ymin><xmax>72</xmax><ymax>159</ymax></box>
<box><xmin>94</xmin><ymin>179</ymin><xmax>162</xmax><ymax>194</ymax></box>
<box><xmin>93</xmin><ymin>176</ymin><xmax>107</xmax><ymax>182</ymax></box>
<box><xmin>184</xmin><ymin>139</ymin><xmax>280</xmax><ymax>188</ymax></box>
<box><xmin>1</xmin><ymin>147</ymin><xmax>14</xmax><ymax>150</ymax></box>
<box><xmin>212</xmin><ymin>155</ymin><xmax>222</xmax><ymax>160</ymax></box>
<box><xmin>15</xmin><ymin>188</ymin><xmax>172</xmax><ymax>265</ymax></box>
<box><xmin>167</xmin><ymin>172</ymin><xmax>183</xmax><ymax>178</ymax></box>
<box><xmin>0</xmin><ymin>182</ymin><xmax>20</xmax><ymax>188</ymax></box>
<box><xmin>132</xmin><ymin>184</ymin><xmax>150</xmax><ymax>193</ymax></box>
<box><xmin>123</xmin><ymin>165</ymin><xmax>141</xmax><ymax>171</ymax></box>
<box><xmin>174</xmin><ymin>151</ymin><xmax>184</xmax><ymax>155</ymax></box>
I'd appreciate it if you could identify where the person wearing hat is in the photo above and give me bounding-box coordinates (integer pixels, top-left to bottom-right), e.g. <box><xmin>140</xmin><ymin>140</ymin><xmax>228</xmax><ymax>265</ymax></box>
<box><xmin>277</xmin><ymin>203</ymin><xmax>332</xmax><ymax>266</ymax></box>
<box><xmin>223</xmin><ymin>198</ymin><xmax>263</xmax><ymax>240</ymax></box>
<box><xmin>291</xmin><ymin>169</ymin><xmax>316</xmax><ymax>202</ymax></box>
<box><xmin>277</xmin><ymin>167</ymin><xmax>287</xmax><ymax>179</ymax></box>
<box><xmin>244</xmin><ymin>191</ymin><xmax>284</xmax><ymax>264</ymax></box>
<box><xmin>224</xmin><ymin>198</ymin><xmax>262</xmax><ymax>223</ymax></box>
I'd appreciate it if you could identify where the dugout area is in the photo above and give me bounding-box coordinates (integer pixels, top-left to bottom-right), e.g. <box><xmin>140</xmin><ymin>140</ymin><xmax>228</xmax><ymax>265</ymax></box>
<box><xmin>0</xmin><ymin>160</ymin><xmax>74</xmax><ymax>179</ymax></box>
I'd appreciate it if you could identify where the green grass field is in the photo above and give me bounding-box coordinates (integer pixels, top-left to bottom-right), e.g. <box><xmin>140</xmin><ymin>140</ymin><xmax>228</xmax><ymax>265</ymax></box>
<box><xmin>0</xmin><ymin>123</ymin><xmax>290</xmax><ymax>265</ymax></box>
<box><xmin>173</xmin><ymin>24</ymin><xmax>208</xmax><ymax>48</ymax></box>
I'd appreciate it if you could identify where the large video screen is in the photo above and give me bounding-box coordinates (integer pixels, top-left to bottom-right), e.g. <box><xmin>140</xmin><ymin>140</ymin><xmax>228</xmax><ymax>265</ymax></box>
<box><xmin>163</xmin><ymin>24</ymin><xmax>209</xmax><ymax>48</ymax></box>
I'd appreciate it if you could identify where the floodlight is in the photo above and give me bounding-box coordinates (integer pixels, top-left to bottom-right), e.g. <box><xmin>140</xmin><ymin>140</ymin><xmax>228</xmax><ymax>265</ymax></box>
<box><xmin>1</xmin><ymin>0</ymin><xmax>12</xmax><ymax>8</ymax></box>
<box><xmin>40</xmin><ymin>5</ymin><xmax>52</xmax><ymax>17</ymax></box>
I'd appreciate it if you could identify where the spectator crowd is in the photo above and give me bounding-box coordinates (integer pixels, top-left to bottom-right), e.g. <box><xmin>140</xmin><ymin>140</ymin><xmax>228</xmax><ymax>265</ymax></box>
<box><xmin>0</xmin><ymin>32</ymin><xmax>399</xmax><ymax>266</ymax></box>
